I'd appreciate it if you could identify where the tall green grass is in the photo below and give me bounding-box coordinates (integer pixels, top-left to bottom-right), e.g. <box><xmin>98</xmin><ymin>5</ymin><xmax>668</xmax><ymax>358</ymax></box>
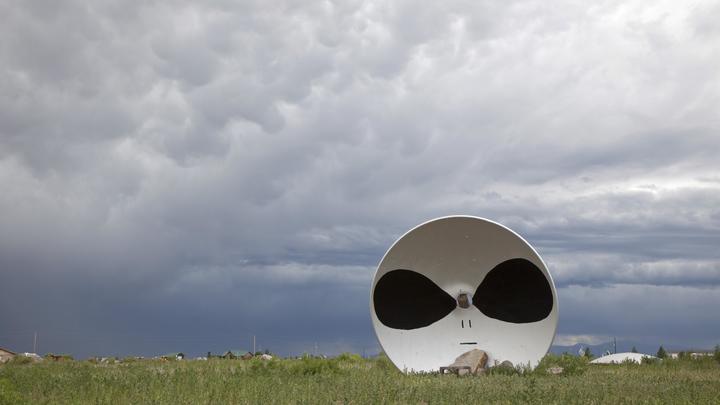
<box><xmin>1</xmin><ymin>354</ymin><xmax>719</xmax><ymax>404</ymax></box>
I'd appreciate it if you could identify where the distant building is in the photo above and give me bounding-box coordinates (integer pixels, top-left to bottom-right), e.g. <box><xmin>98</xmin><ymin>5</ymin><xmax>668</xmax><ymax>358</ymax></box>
<box><xmin>0</xmin><ymin>347</ymin><xmax>16</xmax><ymax>363</ymax></box>
<box><xmin>669</xmin><ymin>351</ymin><xmax>713</xmax><ymax>359</ymax></box>
<box><xmin>222</xmin><ymin>350</ymin><xmax>252</xmax><ymax>359</ymax></box>
<box><xmin>46</xmin><ymin>354</ymin><xmax>73</xmax><ymax>361</ymax></box>
<box><xmin>162</xmin><ymin>352</ymin><xmax>185</xmax><ymax>360</ymax></box>
<box><xmin>590</xmin><ymin>352</ymin><xmax>657</xmax><ymax>364</ymax></box>
<box><xmin>20</xmin><ymin>353</ymin><xmax>43</xmax><ymax>362</ymax></box>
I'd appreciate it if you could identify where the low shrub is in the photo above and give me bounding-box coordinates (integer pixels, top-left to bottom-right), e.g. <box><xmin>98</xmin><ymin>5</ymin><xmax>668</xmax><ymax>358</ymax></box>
<box><xmin>535</xmin><ymin>353</ymin><xmax>588</xmax><ymax>376</ymax></box>
<box><xmin>44</xmin><ymin>354</ymin><xmax>73</xmax><ymax>361</ymax></box>
<box><xmin>487</xmin><ymin>362</ymin><xmax>523</xmax><ymax>376</ymax></box>
<box><xmin>289</xmin><ymin>357</ymin><xmax>340</xmax><ymax>376</ymax></box>
<box><xmin>621</xmin><ymin>358</ymin><xmax>639</xmax><ymax>365</ymax></box>
<box><xmin>335</xmin><ymin>353</ymin><xmax>363</xmax><ymax>362</ymax></box>
<box><xmin>371</xmin><ymin>354</ymin><xmax>396</xmax><ymax>372</ymax></box>
<box><xmin>6</xmin><ymin>356</ymin><xmax>33</xmax><ymax>366</ymax></box>
<box><xmin>247</xmin><ymin>358</ymin><xmax>282</xmax><ymax>374</ymax></box>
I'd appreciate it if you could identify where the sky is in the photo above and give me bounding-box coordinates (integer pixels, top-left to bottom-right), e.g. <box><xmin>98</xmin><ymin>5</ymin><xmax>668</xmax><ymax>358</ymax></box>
<box><xmin>1</xmin><ymin>0</ymin><xmax>719</xmax><ymax>359</ymax></box>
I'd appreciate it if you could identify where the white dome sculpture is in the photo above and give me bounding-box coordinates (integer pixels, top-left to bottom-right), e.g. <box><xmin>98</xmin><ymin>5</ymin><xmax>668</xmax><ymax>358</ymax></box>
<box><xmin>590</xmin><ymin>352</ymin><xmax>656</xmax><ymax>364</ymax></box>
<box><xmin>370</xmin><ymin>216</ymin><xmax>559</xmax><ymax>373</ymax></box>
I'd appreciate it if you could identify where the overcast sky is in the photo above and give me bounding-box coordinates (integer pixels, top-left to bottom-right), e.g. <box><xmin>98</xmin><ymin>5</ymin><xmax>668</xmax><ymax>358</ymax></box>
<box><xmin>1</xmin><ymin>0</ymin><xmax>719</xmax><ymax>358</ymax></box>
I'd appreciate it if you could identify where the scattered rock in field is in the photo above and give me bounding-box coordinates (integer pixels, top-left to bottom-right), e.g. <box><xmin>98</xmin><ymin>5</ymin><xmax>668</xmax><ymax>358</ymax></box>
<box><xmin>490</xmin><ymin>360</ymin><xmax>516</xmax><ymax>374</ymax></box>
<box><xmin>499</xmin><ymin>360</ymin><xmax>513</xmax><ymax>369</ymax></box>
<box><xmin>546</xmin><ymin>366</ymin><xmax>564</xmax><ymax>375</ymax></box>
<box><xmin>442</xmin><ymin>349</ymin><xmax>488</xmax><ymax>375</ymax></box>
<box><xmin>260</xmin><ymin>354</ymin><xmax>273</xmax><ymax>360</ymax></box>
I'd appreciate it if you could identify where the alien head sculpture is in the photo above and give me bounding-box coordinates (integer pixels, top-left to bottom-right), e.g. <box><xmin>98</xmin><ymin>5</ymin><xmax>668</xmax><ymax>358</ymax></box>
<box><xmin>370</xmin><ymin>216</ymin><xmax>558</xmax><ymax>372</ymax></box>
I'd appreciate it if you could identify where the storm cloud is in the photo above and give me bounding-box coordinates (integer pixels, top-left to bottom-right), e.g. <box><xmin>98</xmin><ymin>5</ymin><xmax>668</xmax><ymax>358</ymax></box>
<box><xmin>1</xmin><ymin>0</ymin><xmax>719</xmax><ymax>357</ymax></box>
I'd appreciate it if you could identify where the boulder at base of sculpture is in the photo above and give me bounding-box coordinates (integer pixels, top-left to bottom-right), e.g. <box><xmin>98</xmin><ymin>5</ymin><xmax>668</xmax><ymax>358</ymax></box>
<box><xmin>442</xmin><ymin>349</ymin><xmax>488</xmax><ymax>375</ymax></box>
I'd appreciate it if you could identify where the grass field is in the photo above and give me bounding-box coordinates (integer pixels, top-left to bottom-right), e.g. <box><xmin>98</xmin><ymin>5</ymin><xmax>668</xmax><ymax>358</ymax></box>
<box><xmin>2</xmin><ymin>354</ymin><xmax>720</xmax><ymax>404</ymax></box>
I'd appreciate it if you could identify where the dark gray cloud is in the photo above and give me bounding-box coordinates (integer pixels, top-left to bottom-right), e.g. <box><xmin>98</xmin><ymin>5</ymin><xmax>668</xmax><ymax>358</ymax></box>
<box><xmin>1</xmin><ymin>0</ymin><xmax>719</xmax><ymax>357</ymax></box>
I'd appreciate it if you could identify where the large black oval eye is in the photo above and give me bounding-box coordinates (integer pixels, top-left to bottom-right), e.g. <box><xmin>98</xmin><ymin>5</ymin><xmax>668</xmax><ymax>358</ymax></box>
<box><xmin>473</xmin><ymin>258</ymin><xmax>553</xmax><ymax>323</ymax></box>
<box><xmin>373</xmin><ymin>269</ymin><xmax>457</xmax><ymax>330</ymax></box>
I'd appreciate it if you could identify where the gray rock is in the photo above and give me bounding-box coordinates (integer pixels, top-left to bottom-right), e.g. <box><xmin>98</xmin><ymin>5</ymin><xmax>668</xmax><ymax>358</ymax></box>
<box><xmin>448</xmin><ymin>349</ymin><xmax>488</xmax><ymax>375</ymax></box>
<box><xmin>499</xmin><ymin>360</ymin><xmax>514</xmax><ymax>369</ymax></box>
<box><xmin>546</xmin><ymin>366</ymin><xmax>564</xmax><ymax>375</ymax></box>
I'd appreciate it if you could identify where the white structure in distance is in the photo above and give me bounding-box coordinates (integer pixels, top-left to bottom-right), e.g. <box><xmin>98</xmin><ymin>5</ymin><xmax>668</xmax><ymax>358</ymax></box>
<box><xmin>370</xmin><ymin>216</ymin><xmax>559</xmax><ymax>373</ymax></box>
<box><xmin>590</xmin><ymin>352</ymin><xmax>658</xmax><ymax>364</ymax></box>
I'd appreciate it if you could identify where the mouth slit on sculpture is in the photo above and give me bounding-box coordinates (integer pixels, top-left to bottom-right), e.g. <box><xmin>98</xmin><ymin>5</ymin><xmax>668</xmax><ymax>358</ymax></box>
<box><xmin>373</xmin><ymin>269</ymin><xmax>456</xmax><ymax>330</ymax></box>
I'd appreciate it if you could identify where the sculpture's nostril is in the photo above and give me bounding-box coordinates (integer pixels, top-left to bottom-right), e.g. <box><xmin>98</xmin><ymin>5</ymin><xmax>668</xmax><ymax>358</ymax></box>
<box><xmin>457</xmin><ymin>293</ymin><xmax>470</xmax><ymax>309</ymax></box>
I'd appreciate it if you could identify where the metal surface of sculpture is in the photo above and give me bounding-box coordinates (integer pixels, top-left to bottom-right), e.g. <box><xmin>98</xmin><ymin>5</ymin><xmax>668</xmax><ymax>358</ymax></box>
<box><xmin>370</xmin><ymin>216</ymin><xmax>558</xmax><ymax>373</ymax></box>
